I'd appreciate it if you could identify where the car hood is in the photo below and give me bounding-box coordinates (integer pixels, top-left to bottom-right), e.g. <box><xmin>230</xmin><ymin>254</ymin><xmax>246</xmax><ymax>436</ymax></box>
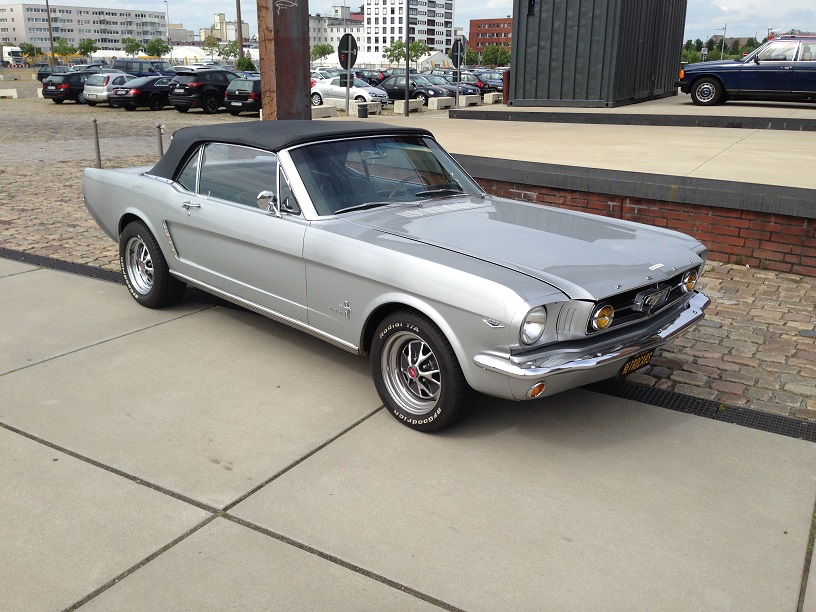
<box><xmin>346</xmin><ymin>195</ymin><xmax>705</xmax><ymax>301</ymax></box>
<box><xmin>684</xmin><ymin>59</ymin><xmax>743</xmax><ymax>72</ymax></box>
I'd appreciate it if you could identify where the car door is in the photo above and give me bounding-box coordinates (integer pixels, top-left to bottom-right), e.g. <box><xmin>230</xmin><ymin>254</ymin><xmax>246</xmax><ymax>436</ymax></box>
<box><xmin>793</xmin><ymin>42</ymin><xmax>816</xmax><ymax>95</ymax></box>
<box><xmin>166</xmin><ymin>143</ymin><xmax>308</xmax><ymax>322</ymax></box>
<box><xmin>739</xmin><ymin>40</ymin><xmax>798</xmax><ymax>94</ymax></box>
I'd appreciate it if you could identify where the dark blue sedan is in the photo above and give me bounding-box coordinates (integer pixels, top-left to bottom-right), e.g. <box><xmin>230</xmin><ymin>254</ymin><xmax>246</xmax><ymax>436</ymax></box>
<box><xmin>677</xmin><ymin>35</ymin><xmax>816</xmax><ymax>105</ymax></box>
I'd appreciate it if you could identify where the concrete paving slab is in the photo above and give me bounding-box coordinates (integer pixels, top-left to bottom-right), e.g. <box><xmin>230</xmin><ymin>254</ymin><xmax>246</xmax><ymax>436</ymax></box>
<box><xmin>0</xmin><ymin>301</ymin><xmax>383</xmax><ymax>509</ymax></box>
<box><xmin>352</xmin><ymin>115</ymin><xmax>816</xmax><ymax>190</ymax></box>
<box><xmin>0</xmin><ymin>267</ymin><xmax>205</xmax><ymax>375</ymax></box>
<box><xmin>0</xmin><ymin>257</ymin><xmax>36</xmax><ymax>277</ymax></box>
<box><xmin>82</xmin><ymin>517</ymin><xmax>437</xmax><ymax>610</ymax></box>
<box><xmin>0</xmin><ymin>427</ymin><xmax>210</xmax><ymax>612</ymax></box>
<box><xmin>232</xmin><ymin>391</ymin><xmax>816</xmax><ymax>611</ymax></box>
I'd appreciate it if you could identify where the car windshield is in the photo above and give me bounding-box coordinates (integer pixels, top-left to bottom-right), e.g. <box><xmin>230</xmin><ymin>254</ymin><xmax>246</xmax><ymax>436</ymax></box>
<box><xmin>424</xmin><ymin>75</ymin><xmax>447</xmax><ymax>85</ymax></box>
<box><xmin>289</xmin><ymin>136</ymin><xmax>483</xmax><ymax>216</ymax></box>
<box><xmin>412</xmin><ymin>76</ymin><xmax>434</xmax><ymax>86</ymax></box>
<box><xmin>229</xmin><ymin>79</ymin><xmax>256</xmax><ymax>91</ymax></box>
<box><xmin>125</xmin><ymin>77</ymin><xmax>152</xmax><ymax>87</ymax></box>
<box><xmin>86</xmin><ymin>74</ymin><xmax>106</xmax><ymax>86</ymax></box>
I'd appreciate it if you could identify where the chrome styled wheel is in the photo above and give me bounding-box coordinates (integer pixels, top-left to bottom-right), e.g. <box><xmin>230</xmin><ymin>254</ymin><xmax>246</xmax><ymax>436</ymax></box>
<box><xmin>371</xmin><ymin>310</ymin><xmax>475</xmax><ymax>431</ymax></box>
<box><xmin>124</xmin><ymin>235</ymin><xmax>154</xmax><ymax>296</ymax></box>
<box><xmin>381</xmin><ymin>330</ymin><xmax>441</xmax><ymax>416</ymax></box>
<box><xmin>691</xmin><ymin>77</ymin><xmax>723</xmax><ymax>106</ymax></box>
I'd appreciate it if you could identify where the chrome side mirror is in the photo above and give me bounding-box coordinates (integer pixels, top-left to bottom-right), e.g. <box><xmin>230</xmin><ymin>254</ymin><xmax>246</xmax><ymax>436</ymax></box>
<box><xmin>256</xmin><ymin>190</ymin><xmax>279</xmax><ymax>217</ymax></box>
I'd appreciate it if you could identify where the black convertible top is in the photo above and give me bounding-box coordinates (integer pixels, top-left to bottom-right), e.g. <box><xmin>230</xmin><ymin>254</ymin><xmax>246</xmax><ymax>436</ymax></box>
<box><xmin>149</xmin><ymin>120</ymin><xmax>434</xmax><ymax>180</ymax></box>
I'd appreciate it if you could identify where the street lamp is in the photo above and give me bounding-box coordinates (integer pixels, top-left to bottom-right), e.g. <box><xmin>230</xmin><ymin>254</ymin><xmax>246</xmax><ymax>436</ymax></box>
<box><xmin>718</xmin><ymin>23</ymin><xmax>727</xmax><ymax>57</ymax></box>
<box><xmin>164</xmin><ymin>0</ymin><xmax>170</xmax><ymax>46</ymax></box>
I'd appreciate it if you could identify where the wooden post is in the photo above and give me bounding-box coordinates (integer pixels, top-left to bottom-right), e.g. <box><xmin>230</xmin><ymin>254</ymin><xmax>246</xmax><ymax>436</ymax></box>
<box><xmin>257</xmin><ymin>0</ymin><xmax>311</xmax><ymax>120</ymax></box>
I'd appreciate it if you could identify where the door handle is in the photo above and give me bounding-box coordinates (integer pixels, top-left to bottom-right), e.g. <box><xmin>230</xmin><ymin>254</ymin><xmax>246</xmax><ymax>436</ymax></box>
<box><xmin>182</xmin><ymin>201</ymin><xmax>201</xmax><ymax>212</ymax></box>
<box><xmin>783</xmin><ymin>66</ymin><xmax>793</xmax><ymax>70</ymax></box>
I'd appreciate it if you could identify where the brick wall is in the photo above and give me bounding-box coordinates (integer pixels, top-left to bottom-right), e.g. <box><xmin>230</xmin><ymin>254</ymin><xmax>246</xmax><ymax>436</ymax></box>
<box><xmin>478</xmin><ymin>179</ymin><xmax>816</xmax><ymax>277</ymax></box>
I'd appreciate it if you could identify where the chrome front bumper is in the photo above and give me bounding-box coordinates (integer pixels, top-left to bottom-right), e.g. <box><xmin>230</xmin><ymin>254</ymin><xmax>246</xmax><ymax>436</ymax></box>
<box><xmin>473</xmin><ymin>292</ymin><xmax>710</xmax><ymax>384</ymax></box>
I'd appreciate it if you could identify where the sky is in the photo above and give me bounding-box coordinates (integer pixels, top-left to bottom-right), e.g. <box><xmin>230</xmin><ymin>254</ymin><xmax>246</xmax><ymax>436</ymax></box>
<box><xmin>55</xmin><ymin>0</ymin><xmax>815</xmax><ymax>43</ymax></box>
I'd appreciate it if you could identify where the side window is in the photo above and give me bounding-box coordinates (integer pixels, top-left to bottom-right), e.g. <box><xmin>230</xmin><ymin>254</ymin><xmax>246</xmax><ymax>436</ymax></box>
<box><xmin>799</xmin><ymin>44</ymin><xmax>815</xmax><ymax>61</ymax></box>
<box><xmin>176</xmin><ymin>147</ymin><xmax>200</xmax><ymax>192</ymax></box>
<box><xmin>198</xmin><ymin>143</ymin><xmax>278</xmax><ymax>207</ymax></box>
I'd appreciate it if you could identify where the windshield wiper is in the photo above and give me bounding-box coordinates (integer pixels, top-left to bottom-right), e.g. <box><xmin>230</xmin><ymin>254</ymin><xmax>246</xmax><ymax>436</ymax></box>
<box><xmin>334</xmin><ymin>201</ymin><xmax>391</xmax><ymax>214</ymax></box>
<box><xmin>415</xmin><ymin>188</ymin><xmax>464</xmax><ymax>198</ymax></box>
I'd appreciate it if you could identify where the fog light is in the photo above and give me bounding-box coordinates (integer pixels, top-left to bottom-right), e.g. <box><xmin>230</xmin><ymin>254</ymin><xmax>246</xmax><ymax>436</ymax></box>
<box><xmin>528</xmin><ymin>382</ymin><xmax>547</xmax><ymax>398</ymax></box>
<box><xmin>681</xmin><ymin>269</ymin><xmax>698</xmax><ymax>293</ymax></box>
<box><xmin>591</xmin><ymin>304</ymin><xmax>614</xmax><ymax>331</ymax></box>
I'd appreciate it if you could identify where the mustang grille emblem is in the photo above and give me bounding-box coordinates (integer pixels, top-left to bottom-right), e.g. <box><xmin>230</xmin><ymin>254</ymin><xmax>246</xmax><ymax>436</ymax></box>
<box><xmin>633</xmin><ymin>287</ymin><xmax>670</xmax><ymax>312</ymax></box>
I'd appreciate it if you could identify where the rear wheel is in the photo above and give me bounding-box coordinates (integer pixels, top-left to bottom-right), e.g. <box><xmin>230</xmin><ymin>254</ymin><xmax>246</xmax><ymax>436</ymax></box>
<box><xmin>311</xmin><ymin>92</ymin><xmax>323</xmax><ymax>106</ymax></box>
<box><xmin>690</xmin><ymin>77</ymin><xmax>724</xmax><ymax>106</ymax></box>
<box><xmin>52</xmin><ymin>99</ymin><xmax>64</xmax><ymax>104</ymax></box>
<box><xmin>371</xmin><ymin>310</ymin><xmax>475</xmax><ymax>432</ymax></box>
<box><xmin>86</xmin><ymin>101</ymin><xmax>98</xmax><ymax>107</ymax></box>
<box><xmin>202</xmin><ymin>94</ymin><xmax>219</xmax><ymax>114</ymax></box>
<box><xmin>124</xmin><ymin>103</ymin><xmax>137</xmax><ymax>111</ymax></box>
<box><xmin>148</xmin><ymin>94</ymin><xmax>164</xmax><ymax>111</ymax></box>
<box><xmin>77</xmin><ymin>91</ymin><xmax>86</xmax><ymax>104</ymax></box>
<box><xmin>229</xmin><ymin>110</ymin><xmax>241</xmax><ymax>116</ymax></box>
<box><xmin>119</xmin><ymin>221</ymin><xmax>185</xmax><ymax>309</ymax></box>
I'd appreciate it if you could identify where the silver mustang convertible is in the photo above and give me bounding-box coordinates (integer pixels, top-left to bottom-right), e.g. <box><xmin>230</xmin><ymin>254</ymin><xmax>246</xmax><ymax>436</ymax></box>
<box><xmin>82</xmin><ymin>121</ymin><xmax>710</xmax><ymax>432</ymax></box>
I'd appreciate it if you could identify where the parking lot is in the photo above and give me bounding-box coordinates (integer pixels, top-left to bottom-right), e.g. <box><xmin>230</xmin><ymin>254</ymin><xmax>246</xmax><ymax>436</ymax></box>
<box><xmin>1</xmin><ymin>82</ymin><xmax>816</xmax><ymax>610</ymax></box>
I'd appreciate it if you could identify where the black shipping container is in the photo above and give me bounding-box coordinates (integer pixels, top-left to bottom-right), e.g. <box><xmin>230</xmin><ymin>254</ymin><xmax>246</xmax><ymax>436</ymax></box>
<box><xmin>509</xmin><ymin>0</ymin><xmax>687</xmax><ymax>107</ymax></box>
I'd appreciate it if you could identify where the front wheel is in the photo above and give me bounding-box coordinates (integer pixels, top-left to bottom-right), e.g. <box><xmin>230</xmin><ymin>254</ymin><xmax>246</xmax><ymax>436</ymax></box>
<box><xmin>202</xmin><ymin>94</ymin><xmax>219</xmax><ymax>114</ymax></box>
<box><xmin>371</xmin><ymin>311</ymin><xmax>475</xmax><ymax>432</ymax></box>
<box><xmin>690</xmin><ymin>77</ymin><xmax>724</xmax><ymax>106</ymax></box>
<box><xmin>311</xmin><ymin>92</ymin><xmax>323</xmax><ymax>106</ymax></box>
<box><xmin>174</xmin><ymin>106</ymin><xmax>189</xmax><ymax>113</ymax></box>
<box><xmin>119</xmin><ymin>221</ymin><xmax>186</xmax><ymax>309</ymax></box>
<box><xmin>86</xmin><ymin>101</ymin><xmax>98</xmax><ymax>107</ymax></box>
<box><xmin>124</xmin><ymin>103</ymin><xmax>137</xmax><ymax>111</ymax></box>
<box><xmin>414</xmin><ymin>92</ymin><xmax>428</xmax><ymax>105</ymax></box>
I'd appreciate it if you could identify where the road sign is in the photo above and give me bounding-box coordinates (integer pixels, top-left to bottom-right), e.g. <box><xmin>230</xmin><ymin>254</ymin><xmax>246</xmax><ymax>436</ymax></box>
<box><xmin>701</xmin><ymin>47</ymin><xmax>708</xmax><ymax>56</ymax></box>
<box><xmin>451</xmin><ymin>39</ymin><xmax>465</xmax><ymax>68</ymax></box>
<box><xmin>338</xmin><ymin>34</ymin><xmax>358</xmax><ymax>70</ymax></box>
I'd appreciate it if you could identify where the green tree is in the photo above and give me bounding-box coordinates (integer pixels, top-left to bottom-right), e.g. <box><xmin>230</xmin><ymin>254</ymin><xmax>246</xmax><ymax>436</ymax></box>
<box><xmin>481</xmin><ymin>43</ymin><xmax>499</xmax><ymax>67</ymax></box>
<box><xmin>694</xmin><ymin>38</ymin><xmax>703</xmax><ymax>52</ymax></box>
<box><xmin>122</xmin><ymin>37</ymin><xmax>141</xmax><ymax>57</ymax></box>
<box><xmin>219</xmin><ymin>40</ymin><xmax>240</xmax><ymax>62</ymax></box>
<box><xmin>496</xmin><ymin>45</ymin><xmax>511</xmax><ymax>66</ymax></box>
<box><xmin>408</xmin><ymin>39</ymin><xmax>431</xmax><ymax>66</ymax></box>
<box><xmin>311</xmin><ymin>43</ymin><xmax>334</xmax><ymax>63</ymax></box>
<box><xmin>683</xmin><ymin>39</ymin><xmax>694</xmax><ymax>51</ymax></box>
<box><xmin>53</xmin><ymin>38</ymin><xmax>77</xmax><ymax>60</ymax></box>
<box><xmin>383</xmin><ymin>39</ymin><xmax>405</xmax><ymax>64</ymax></box>
<box><xmin>729</xmin><ymin>39</ymin><xmax>742</xmax><ymax>55</ymax></box>
<box><xmin>19</xmin><ymin>42</ymin><xmax>42</xmax><ymax>58</ymax></box>
<box><xmin>77</xmin><ymin>38</ymin><xmax>98</xmax><ymax>58</ymax></box>
<box><xmin>681</xmin><ymin>49</ymin><xmax>702</xmax><ymax>64</ymax></box>
<box><xmin>235</xmin><ymin>56</ymin><xmax>256</xmax><ymax>71</ymax></box>
<box><xmin>465</xmin><ymin>47</ymin><xmax>478</xmax><ymax>66</ymax></box>
<box><xmin>144</xmin><ymin>38</ymin><xmax>170</xmax><ymax>58</ymax></box>
<box><xmin>202</xmin><ymin>35</ymin><xmax>221</xmax><ymax>59</ymax></box>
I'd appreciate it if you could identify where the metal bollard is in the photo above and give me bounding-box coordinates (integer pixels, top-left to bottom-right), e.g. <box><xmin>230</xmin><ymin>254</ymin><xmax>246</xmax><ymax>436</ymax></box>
<box><xmin>156</xmin><ymin>124</ymin><xmax>164</xmax><ymax>157</ymax></box>
<box><xmin>91</xmin><ymin>118</ymin><xmax>102</xmax><ymax>169</ymax></box>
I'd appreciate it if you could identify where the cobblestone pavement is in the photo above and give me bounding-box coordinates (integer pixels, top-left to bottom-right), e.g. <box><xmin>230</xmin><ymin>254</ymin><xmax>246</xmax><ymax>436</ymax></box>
<box><xmin>2</xmin><ymin>94</ymin><xmax>815</xmax><ymax>421</ymax></box>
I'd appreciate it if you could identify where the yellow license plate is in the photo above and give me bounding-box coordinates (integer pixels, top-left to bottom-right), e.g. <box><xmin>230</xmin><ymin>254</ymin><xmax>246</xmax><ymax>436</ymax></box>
<box><xmin>620</xmin><ymin>350</ymin><xmax>654</xmax><ymax>376</ymax></box>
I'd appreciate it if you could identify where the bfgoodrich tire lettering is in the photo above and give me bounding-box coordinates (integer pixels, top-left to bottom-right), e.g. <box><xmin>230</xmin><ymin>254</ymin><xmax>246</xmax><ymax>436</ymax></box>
<box><xmin>371</xmin><ymin>310</ymin><xmax>475</xmax><ymax>432</ymax></box>
<box><xmin>119</xmin><ymin>221</ymin><xmax>185</xmax><ymax>309</ymax></box>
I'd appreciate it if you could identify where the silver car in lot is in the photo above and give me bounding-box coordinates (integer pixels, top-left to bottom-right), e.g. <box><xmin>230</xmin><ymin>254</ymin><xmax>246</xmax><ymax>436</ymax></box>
<box><xmin>310</xmin><ymin>76</ymin><xmax>389</xmax><ymax>107</ymax></box>
<box><xmin>83</xmin><ymin>72</ymin><xmax>136</xmax><ymax>106</ymax></box>
<box><xmin>82</xmin><ymin>121</ymin><xmax>709</xmax><ymax>432</ymax></box>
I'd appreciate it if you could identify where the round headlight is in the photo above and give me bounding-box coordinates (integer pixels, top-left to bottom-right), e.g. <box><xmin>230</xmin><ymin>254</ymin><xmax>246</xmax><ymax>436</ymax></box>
<box><xmin>681</xmin><ymin>269</ymin><xmax>698</xmax><ymax>293</ymax></box>
<box><xmin>520</xmin><ymin>306</ymin><xmax>547</xmax><ymax>345</ymax></box>
<box><xmin>591</xmin><ymin>304</ymin><xmax>614</xmax><ymax>331</ymax></box>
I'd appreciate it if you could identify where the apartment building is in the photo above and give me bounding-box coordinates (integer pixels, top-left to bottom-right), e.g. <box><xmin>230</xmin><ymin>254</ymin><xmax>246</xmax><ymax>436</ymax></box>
<box><xmin>310</xmin><ymin>5</ymin><xmax>364</xmax><ymax>50</ymax></box>
<box><xmin>363</xmin><ymin>0</ymin><xmax>455</xmax><ymax>54</ymax></box>
<box><xmin>468</xmin><ymin>17</ymin><xmax>512</xmax><ymax>52</ymax></box>
<box><xmin>0</xmin><ymin>2</ymin><xmax>166</xmax><ymax>51</ymax></box>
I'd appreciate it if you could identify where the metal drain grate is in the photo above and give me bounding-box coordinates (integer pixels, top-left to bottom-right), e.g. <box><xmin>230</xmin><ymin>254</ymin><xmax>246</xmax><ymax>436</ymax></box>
<box><xmin>586</xmin><ymin>378</ymin><xmax>816</xmax><ymax>442</ymax></box>
<box><xmin>4</xmin><ymin>247</ymin><xmax>815</xmax><ymax>443</ymax></box>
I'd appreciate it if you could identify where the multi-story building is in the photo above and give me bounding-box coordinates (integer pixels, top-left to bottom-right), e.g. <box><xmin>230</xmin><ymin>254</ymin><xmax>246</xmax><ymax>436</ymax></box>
<box><xmin>363</xmin><ymin>0</ymin><xmax>455</xmax><ymax>54</ymax></box>
<box><xmin>310</xmin><ymin>5</ymin><xmax>364</xmax><ymax>51</ymax></box>
<box><xmin>0</xmin><ymin>2</ymin><xmax>166</xmax><ymax>51</ymax></box>
<box><xmin>468</xmin><ymin>16</ymin><xmax>512</xmax><ymax>52</ymax></box>
<box><xmin>168</xmin><ymin>22</ymin><xmax>193</xmax><ymax>44</ymax></box>
<box><xmin>199</xmin><ymin>13</ymin><xmax>249</xmax><ymax>44</ymax></box>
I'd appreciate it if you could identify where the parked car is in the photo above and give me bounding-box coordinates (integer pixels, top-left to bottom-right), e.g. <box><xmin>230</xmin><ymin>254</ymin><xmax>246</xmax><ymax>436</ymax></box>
<box><xmin>377</xmin><ymin>75</ymin><xmax>450</xmax><ymax>105</ymax></box>
<box><xmin>81</xmin><ymin>121</ymin><xmax>710</xmax><ymax>432</ymax></box>
<box><xmin>471</xmin><ymin>69</ymin><xmax>505</xmax><ymax>91</ymax></box>
<box><xmin>310</xmin><ymin>76</ymin><xmax>389</xmax><ymax>107</ymax></box>
<box><xmin>358</xmin><ymin>68</ymin><xmax>391</xmax><ymax>86</ymax></box>
<box><xmin>36</xmin><ymin>64</ymin><xmax>70</xmax><ymax>82</ymax></box>
<box><xmin>168</xmin><ymin>68</ymin><xmax>240</xmax><ymax>114</ymax></box>
<box><xmin>109</xmin><ymin>75</ymin><xmax>173</xmax><ymax>111</ymax></box>
<box><xmin>457</xmin><ymin>72</ymin><xmax>498</xmax><ymax>94</ymax></box>
<box><xmin>424</xmin><ymin>74</ymin><xmax>481</xmax><ymax>96</ymax></box>
<box><xmin>83</xmin><ymin>72</ymin><xmax>136</xmax><ymax>106</ymax></box>
<box><xmin>42</xmin><ymin>71</ymin><xmax>96</xmax><ymax>103</ymax></box>
<box><xmin>113</xmin><ymin>59</ymin><xmax>177</xmax><ymax>78</ymax></box>
<box><xmin>677</xmin><ymin>35</ymin><xmax>816</xmax><ymax>105</ymax></box>
<box><xmin>388</xmin><ymin>67</ymin><xmax>419</xmax><ymax>76</ymax></box>
<box><xmin>224</xmin><ymin>77</ymin><xmax>262</xmax><ymax>115</ymax></box>
<box><xmin>69</xmin><ymin>63</ymin><xmax>104</xmax><ymax>73</ymax></box>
